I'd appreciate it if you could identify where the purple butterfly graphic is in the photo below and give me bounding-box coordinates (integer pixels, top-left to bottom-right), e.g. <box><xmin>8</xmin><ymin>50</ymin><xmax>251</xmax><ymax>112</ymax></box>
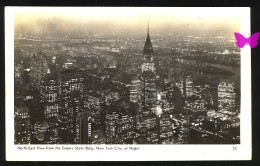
<box><xmin>234</xmin><ymin>32</ymin><xmax>260</xmax><ymax>48</ymax></box>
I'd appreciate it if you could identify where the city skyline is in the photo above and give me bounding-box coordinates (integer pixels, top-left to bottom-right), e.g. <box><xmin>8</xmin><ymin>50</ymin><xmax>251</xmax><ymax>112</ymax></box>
<box><xmin>13</xmin><ymin>26</ymin><xmax>241</xmax><ymax>145</ymax></box>
<box><xmin>11</xmin><ymin>7</ymin><xmax>245</xmax><ymax>146</ymax></box>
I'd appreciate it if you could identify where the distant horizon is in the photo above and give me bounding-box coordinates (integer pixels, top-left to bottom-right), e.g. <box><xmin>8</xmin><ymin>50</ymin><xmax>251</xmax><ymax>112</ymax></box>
<box><xmin>14</xmin><ymin>7</ymin><xmax>244</xmax><ymax>37</ymax></box>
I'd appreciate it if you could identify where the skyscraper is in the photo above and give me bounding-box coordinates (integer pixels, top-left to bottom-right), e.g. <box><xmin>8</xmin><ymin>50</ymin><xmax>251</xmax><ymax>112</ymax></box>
<box><xmin>129</xmin><ymin>75</ymin><xmax>142</xmax><ymax>103</ymax></box>
<box><xmin>30</xmin><ymin>51</ymin><xmax>49</xmax><ymax>88</ymax></box>
<box><xmin>138</xmin><ymin>23</ymin><xmax>158</xmax><ymax>140</ymax></box>
<box><xmin>104</xmin><ymin>103</ymin><xmax>136</xmax><ymax>144</ymax></box>
<box><xmin>141</xmin><ymin>22</ymin><xmax>157</xmax><ymax>109</ymax></box>
<box><xmin>218</xmin><ymin>81</ymin><xmax>236</xmax><ymax>112</ymax></box>
<box><xmin>58</xmin><ymin>69</ymin><xmax>85</xmax><ymax>143</ymax></box>
<box><xmin>40</xmin><ymin>73</ymin><xmax>59</xmax><ymax>119</ymax></box>
<box><xmin>14</xmin><ymin>99</ymin><xmax>31</xmax><ymax>144</ymax></box>
<box><xmin>77</xmin><ymin>109</ymin><xmax>91</xmax><ymax>144</ymax></box>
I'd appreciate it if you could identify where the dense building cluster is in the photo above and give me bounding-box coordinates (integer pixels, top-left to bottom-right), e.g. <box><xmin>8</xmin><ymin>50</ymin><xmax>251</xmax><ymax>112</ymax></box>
<box><xmin>14</xmin><ymin>24</ymin><xmax>240</xmax><ymax>144</ymax></box>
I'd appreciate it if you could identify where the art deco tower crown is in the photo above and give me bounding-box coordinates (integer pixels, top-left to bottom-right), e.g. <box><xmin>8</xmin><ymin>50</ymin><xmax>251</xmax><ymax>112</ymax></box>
<box><xmin>142</xmin><ymin>22</ymin><xmax>155</xmax><ymax>73</ymax></box>
<box><xmin>143</xmin><ymin>22</ymin><xmax>154</xmax><ymax>61</ymax></box>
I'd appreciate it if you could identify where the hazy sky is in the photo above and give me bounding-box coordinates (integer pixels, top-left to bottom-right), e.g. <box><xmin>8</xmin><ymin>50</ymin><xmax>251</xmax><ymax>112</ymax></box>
<box><xmin>14</xmin><ymin>7</ymin><xmax>247</xmax><ymax>36</ymax></box>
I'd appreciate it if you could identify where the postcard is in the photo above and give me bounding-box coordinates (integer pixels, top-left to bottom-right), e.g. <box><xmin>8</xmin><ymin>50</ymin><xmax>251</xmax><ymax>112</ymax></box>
<box><xmin>5</xmin><ymin>7</ymin><xmax>251</xmax><ymax>161</ymax></box>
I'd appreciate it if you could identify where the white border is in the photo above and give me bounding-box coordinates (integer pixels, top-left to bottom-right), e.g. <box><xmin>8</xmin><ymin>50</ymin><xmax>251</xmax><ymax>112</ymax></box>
<box><xmin>5</xmin><ymin>7</ymin><xmax>251</xmax><ymax>161</ymax></box>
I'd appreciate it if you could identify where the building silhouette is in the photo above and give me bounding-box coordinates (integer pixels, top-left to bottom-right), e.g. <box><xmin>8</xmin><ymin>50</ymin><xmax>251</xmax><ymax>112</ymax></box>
<box><xmin>40</xmin><ymin>73</ymin><xmax>59</xmax><ymax>119</ymax></box>
<box><xmin>141</xmin><ymin>22</ymin><xmax>157</xmax><ymax>109</ymax></box>
<box><xmin>14</xmin><ymin>99</ymin><xmax>31</xmax><ymax>144</ymax></box>
<box><xmin>30</xmin><ymin>51</ymin><xmax>49</xmax><ymax>88</ymax></box>
<box><xmin>137</xmin><ymin>23</ymin><xmax>159</xmax><ymax>143</ymax></box>
<box><xmin>77</xmin><ymin>109</ymin><xmax>92</xmax><ymax>144</ymax></box>
<box><xmin>58</xmin><ymin>69</ymin><xmax>85</xmax><ymax>143</ymax></box>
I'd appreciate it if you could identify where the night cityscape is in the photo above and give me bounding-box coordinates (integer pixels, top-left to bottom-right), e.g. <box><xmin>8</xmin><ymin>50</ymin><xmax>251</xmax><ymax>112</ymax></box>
<box><xmin>14</xmin><ymin>11</ymin><xmax>241</xmax><ymax>145</ymax></box>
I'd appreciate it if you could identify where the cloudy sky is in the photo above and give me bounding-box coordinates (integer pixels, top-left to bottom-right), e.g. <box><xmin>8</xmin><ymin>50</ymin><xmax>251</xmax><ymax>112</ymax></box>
<box><xmin>14</xmin><ymin>7</ymin><xmax>248</xmax><ymax>36</ymax></box>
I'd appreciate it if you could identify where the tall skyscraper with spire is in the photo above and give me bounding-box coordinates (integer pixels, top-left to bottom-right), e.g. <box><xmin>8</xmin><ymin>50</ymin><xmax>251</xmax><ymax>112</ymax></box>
<box><xmin>141</xmin><ymin>22</ymin><xmax>157</xmax><ymax>108</ymax></box>
<box><xmin>138</xmin><ymin>22</ymin><xmax>158</xmax><ymax>141</ymax></box>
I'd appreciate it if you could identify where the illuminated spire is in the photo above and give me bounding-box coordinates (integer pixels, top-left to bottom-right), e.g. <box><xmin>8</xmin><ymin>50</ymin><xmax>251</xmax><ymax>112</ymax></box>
<box><xmin>143</xmin><ymin>21</ymin><xmax>153</xmax><ymax>58</ymax></box>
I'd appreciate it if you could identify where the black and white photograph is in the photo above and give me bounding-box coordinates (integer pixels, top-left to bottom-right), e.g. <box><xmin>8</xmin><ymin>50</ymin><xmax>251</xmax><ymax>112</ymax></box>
<box><xmin>5</xmin><ymin>7</ymin><xmax>251</xmax><ymax>161</ymax></box>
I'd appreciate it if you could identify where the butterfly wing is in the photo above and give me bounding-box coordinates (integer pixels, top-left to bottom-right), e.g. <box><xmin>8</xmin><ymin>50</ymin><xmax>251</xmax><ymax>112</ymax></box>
<box><xmin>234</xmin><ymin>32</ymin><xmax>247</xmax><ymax>48</ymax></box>
<box><xmin>248</xmin><ymin>32</ymin><xmax>260</xmax><ymax>48</ymax></box>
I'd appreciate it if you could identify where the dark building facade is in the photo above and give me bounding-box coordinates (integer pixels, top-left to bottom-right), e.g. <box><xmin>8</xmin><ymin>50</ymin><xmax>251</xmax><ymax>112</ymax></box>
<box><xmin>14</xmin><ymin>99</ymin><xmax>31</xmax><ymax>144</ymax></box>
